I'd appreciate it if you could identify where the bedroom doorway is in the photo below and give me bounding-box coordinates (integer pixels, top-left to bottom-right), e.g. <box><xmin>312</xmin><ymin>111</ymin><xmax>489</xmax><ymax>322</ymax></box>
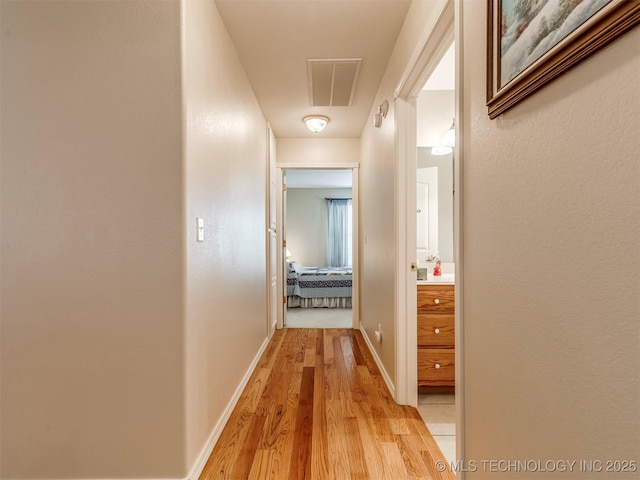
<box><xmin>276</xmin><ymin>165</ymin><xmax>359</xmax><ymax>330</ymax></box>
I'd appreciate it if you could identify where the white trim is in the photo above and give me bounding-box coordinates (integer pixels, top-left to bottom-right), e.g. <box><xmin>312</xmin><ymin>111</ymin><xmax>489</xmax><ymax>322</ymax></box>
<box><xmin>392</xmin><ymin>0</ymin><xmax>456</xmax><ymax>410</ymax></box>
<box><xmin>351</xmin><ymin>167</ymin><xmax>360</xmax><ymax>329</ymax></box>
<box><xmin>359</xmin><ymin>325</ymin><xmax>396</xmax><ymax>400</ymax></box>
<box><xmin>276</xmin><ymin>162</ymin><xmax>359</xmax><ymax>169</ymax></box>
<box><xmin>186</xmin><ymin>335</ymin><xmax>272</xmax><ymax>480</ymax></box>
<box><xmin>454</xmin><ymin>0</ymin><xmax>465</xmax><ymax>474</ymax></box>
<box><xmin>275</xmin><ymin>164</ymin><xmax>360</xmax><ymax>330</ymax></box>
<box><xmin>276</xmin><ymin>170</ymin><xmax>284</xmax><ymax>329</ymax></box>
<box><xmin>394</xmin><ymin>0</ymin><xmax>454</xmax><ymax>100</ymax></box>
<box><xmin>394</xmin><ymin>97</ymin><xmax>418</xmax><ymax>407</ymax></box>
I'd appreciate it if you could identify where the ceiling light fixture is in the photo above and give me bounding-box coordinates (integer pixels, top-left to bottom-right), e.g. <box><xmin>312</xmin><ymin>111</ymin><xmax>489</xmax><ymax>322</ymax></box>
<box><xmin>431</xmin><ymin>146</ymin><xmax>453</xmax><ymax>156</ymax></box>
<box><xmin>303</xmin><ymin>115</ymin><xmax>329</xmax><ymax>133</ymax></box>
<box><xmin>441</xmin><ymin>119</ymin><xmax>455</xmax><ymax>147</ymax></box>
<box><xmin>431</xmin><ymin>119</ymin><xmax>455</xmax><ymax>155</ymax></box>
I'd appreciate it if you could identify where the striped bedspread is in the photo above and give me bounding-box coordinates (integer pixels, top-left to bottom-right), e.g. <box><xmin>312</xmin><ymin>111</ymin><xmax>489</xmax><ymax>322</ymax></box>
<box><xmin>287</xmin><ymin>264</ymin><xmax>352</xmax><ymax>299</ymax></box>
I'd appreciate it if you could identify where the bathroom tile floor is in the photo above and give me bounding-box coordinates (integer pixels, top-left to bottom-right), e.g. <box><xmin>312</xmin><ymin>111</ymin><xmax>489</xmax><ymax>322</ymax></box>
<box><xmin>417</xmin><ymin>393</ymin><xmax>456</xmax><ymax>465</ymax></box>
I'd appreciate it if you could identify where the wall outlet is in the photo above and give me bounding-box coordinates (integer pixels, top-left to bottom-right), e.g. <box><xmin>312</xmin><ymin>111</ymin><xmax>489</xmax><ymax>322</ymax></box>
<box><xmin>374</xmin><ymin>323</ymin><xmax>382</xmax><ymax>343</ymax></box>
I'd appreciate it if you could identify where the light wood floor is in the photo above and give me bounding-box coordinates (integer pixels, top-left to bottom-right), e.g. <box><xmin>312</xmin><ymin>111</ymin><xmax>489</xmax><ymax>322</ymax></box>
<box><xmin>200</xmin><ymin>328</ymin><xmax>455</xmax><ymax>480</ymax></box>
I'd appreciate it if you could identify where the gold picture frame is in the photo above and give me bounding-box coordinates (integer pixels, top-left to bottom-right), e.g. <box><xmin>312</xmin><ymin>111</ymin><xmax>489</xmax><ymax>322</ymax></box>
<box><xmin>487</xmin><ymin>0</ymin><xmax>640</xmax><ymax>119</ymax></box>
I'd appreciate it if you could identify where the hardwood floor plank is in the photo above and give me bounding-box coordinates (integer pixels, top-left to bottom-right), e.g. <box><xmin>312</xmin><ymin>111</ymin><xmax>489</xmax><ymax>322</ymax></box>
<box><xmin>311</xmin><ymin>350</ymin><xmax>329</xmax><ymax>480</ymax></box>
<box><xmin>289</xmin><ymin>366</ymin><xmax>314</xmax><ymax>479</ymax></box>
<box><xmin>326</xmin><ymin>398</ymin><xmax>351</xmax><ymax>479</ymax></box>
<box><xmin>382</xmin><ymin>441</ymin><xmax>410</xmax><ymax>479</ymax></box>
<box><xmin>348</xmin><ymin>329</ymin><xmax>366</xmax><ymax>366</ymax></box>
<box><xmin>231</xmin><ymin>414</ymin><xmax>266</xmax><ymax>479</ymax></box>
<box><xmin>344</xmin><ymin>416</ymin><xmax>369</xmax><ymax>479</ymax></box>
<box><xmin>247</xmin><ymin>449</ymin><xmax>274</xmax><ymax>480</ymax></box>
<box><xmin>323</xmin><ymin>328</ymin><xmax>335</xmax><ymax>365</ymax></box>
<box><xmin>354</xmin><ymin>410</ymin><xmax>386</xmax><ymax>480</ymax></box>
<box><xmin>396</xmin><ymin>433</ymin><xmax>434</xmax><ymax>480</ymax></box>
<box><xmin>200</xmin><ymin>328</ymin><xmax>454</xmax><ymax>480</ymax></box>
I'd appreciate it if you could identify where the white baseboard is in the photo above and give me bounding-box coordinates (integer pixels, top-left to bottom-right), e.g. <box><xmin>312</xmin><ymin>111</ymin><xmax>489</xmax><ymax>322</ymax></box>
<box><xmin>186</xmin><ymin>333</ymin><xmax>272</xmax><ymax>480</ymax></box>
<box><xmin>359</xmin><ymin>325</ymin><xmax>396</xmax><ymax>400</ymax></box>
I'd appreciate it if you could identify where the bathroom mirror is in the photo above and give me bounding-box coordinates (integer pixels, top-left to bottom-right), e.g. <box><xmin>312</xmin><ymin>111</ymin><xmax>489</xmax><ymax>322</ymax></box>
<box><xmin>417</xmin><ymin>148</ymin><xmax>454</xmax><ymax>263</ymax></box>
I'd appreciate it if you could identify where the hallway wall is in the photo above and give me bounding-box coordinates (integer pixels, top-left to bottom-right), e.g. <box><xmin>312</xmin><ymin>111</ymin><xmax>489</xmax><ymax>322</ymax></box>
<box><xmin>1</xmin><ymin>0</ymin><xmax>270</xmax><ymax>478</ymax></box>
<box><xmin>461</xmin><ymin>2</ymin><xmax>640</xmax><ymax>477</ymax></box>
<box><xmin>1</xmin><ymin>1</ymin><xmax>185</xmax><ymax>477</ymax></box>
<box><xmin>287</xmin><ymin>188</ymin><xmax>353</xmax><ymax>266</ymax></box>
<box><xmin>359</xmin><ymin>0</ymin><xmax>447</xmax><ymax>393</ymax></box>
<box><xmin>277</xmin><ymin>137</ymin><xmax>360</xmax><ymax>165</ymax></box>
<box><xmin>182</xmin><ymin>0</ymin><xmax>269</xmax><ymax>472</ymax></box>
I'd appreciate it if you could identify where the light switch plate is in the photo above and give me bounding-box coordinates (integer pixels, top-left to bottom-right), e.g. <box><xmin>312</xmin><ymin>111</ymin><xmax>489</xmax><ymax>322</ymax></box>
<box><xmin>197</xmin><ymin>217</ymin><xmax>204</xmax><ymax>242</ymax></box>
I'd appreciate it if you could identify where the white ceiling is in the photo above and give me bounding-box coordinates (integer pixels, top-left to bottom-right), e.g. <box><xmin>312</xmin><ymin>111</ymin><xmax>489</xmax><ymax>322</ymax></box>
<box><xmin>286</xmin><ymin>169</ymin><xmax>353</xmax><ymax>188</ymax></box>
<box><xmin>215</xmin><ymin>0</ymin><xmax>412</xmax><ymax>138</ymax></box>
<box><xmin>422</xmin><ymin>42</ymin><xmax>455</xmax><ymax>91</ymax></box>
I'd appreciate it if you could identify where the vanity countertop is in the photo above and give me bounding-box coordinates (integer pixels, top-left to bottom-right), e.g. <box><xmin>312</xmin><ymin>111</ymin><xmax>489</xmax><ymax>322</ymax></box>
<box><xmin>417</xmin><ymin>273</ymin><xmax>455</xmax><ymax>285</ymax></box>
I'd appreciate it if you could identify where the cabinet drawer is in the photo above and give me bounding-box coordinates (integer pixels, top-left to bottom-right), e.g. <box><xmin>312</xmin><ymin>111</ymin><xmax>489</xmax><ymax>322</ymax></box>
<box><xmin>418</xmin><ymin>313</ymin><xmax>454</xmax><ymax>347</ymax></box>
<box><xmin>417</xmin><ymin>285</ymin><xmax>454</xmax><ymax>313</ymax></box>
<box><xmin>418</xmin><ymin>348</ymin><xmax>455</xmax><ymax>387</ymax></box>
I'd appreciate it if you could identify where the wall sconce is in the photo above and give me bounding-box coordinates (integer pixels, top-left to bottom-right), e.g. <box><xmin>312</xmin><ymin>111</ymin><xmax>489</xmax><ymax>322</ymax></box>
<box><xmin>431</xmin><ymin>118</ymin><xmax>455</xmax><ymax>155</ymax></box>
<box><xmin>303</xmin><ymin>115</ymin><xmax>329</xmax><ymax>133</ymax></box>
<box><xmin>374</xmin><ymin>99</ymin><xmax>389</xmax><ymax>128</ymax></box>
<box><xmin>441</xmin><ymin>119</ymin><xmax>455</xmax><ymax>147</ymax></box>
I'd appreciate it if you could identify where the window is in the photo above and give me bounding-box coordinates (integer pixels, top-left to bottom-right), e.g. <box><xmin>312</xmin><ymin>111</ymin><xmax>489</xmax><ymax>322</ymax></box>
<box><xmin>327</xmin><ymin>198</ymin><xmax>352</xmax><ymax>268</ymax></box>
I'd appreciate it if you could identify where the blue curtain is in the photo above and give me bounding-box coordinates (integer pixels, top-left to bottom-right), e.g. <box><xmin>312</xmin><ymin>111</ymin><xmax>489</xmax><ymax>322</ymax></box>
<box><xmin>327</xmin><ymin>199</ymin><xmax>350</xmax><ymax>267</ymax></box>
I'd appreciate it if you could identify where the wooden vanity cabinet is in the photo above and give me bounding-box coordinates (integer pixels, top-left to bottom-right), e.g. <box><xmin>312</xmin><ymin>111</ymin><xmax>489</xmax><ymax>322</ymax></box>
<box><xmin>417</xmin><ymin>284</ymin><xmax>455</xmax><ymax>387</ymax></box>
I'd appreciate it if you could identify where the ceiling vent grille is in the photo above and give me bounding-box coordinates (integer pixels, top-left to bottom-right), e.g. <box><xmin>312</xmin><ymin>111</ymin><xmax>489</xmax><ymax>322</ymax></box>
<box><xmin>307</xmin><ymin>59</ymin><xmax>362</xmax><ymax>107</ymax></box>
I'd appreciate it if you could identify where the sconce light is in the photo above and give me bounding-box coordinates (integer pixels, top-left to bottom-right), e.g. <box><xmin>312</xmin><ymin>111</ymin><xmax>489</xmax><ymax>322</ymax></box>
<box><xmin>303</xmin><ymin>115</ymin><xmax>329</xmax><ymax>133</ymax></box>
<box><xmin>441</xmin><ymin>119</ymin><xmax>455</xmax><ymax>147</ymax></box>
<box><xmin>374</xmin><ymin>99</ymin><xmax>389</xmax><ymax>128</ymax></box>
<box><xmin>431</xmin><ymin>118</ymin><xmax>455</xmax><ymax>155</ymax></box>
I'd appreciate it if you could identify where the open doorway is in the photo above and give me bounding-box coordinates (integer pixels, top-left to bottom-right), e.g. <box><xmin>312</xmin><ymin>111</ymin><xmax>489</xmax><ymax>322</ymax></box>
<box><xmin>414</xmin><ymin>40</ymin><xmax>457</xmax><ymax>466</ymax></box>
<box><xmin>391</xmin><ymin>0</ymin><xmax>458</xmax><ymax>466</ymax></box>
<box><xmin>281</xmin><ymin>168</ymin><xmax>357</xmax><ymax>329</ymax></box>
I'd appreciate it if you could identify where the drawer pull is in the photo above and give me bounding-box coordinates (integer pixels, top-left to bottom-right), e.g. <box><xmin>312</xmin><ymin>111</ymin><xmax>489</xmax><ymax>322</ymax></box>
<box><xmin>434</xmin><ymin>298</ymin><xmax>440</xmax><ymax>304</ymax></box>
<box><xmin>435</xmin><ymin>363</ymin><xmax>441</xmax><ymax>369</ymax></box>
<box><xmin>434</xmin><ymin>328</ymin><xmax>440</xmax><ymax>334</ymax></box>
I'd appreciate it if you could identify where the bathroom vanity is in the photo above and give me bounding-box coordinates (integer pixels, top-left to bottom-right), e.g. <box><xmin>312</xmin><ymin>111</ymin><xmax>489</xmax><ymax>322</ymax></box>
<box><xmin>417</xmin><ymin>277</ymin><xmax>454</xmax><ymax>387</ymax></box>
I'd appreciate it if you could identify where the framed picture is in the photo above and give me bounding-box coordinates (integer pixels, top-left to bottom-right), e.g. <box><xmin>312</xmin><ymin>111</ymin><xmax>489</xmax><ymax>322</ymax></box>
<box><xmin>487</xmin><ymin>0</ymin><xmax>640</xmax><ymax>119</ymax></box>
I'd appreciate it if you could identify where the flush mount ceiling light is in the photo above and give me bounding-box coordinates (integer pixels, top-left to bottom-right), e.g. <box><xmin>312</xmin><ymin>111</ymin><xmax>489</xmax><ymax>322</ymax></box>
<box><xmin>303</xmin><ymin>115</ymin><xmax>329</xmax><ymax>133</ymax></box>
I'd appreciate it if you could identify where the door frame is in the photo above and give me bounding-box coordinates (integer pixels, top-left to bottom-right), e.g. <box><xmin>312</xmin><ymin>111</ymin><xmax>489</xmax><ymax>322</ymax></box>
<box><xmin>394</xmin><ymin>0</ymin><xmax>465</xmax><ymax>467</ymax></box>
<box><xmin>275</xmin><ymin>163</ymin><xmax>360</xmax><ymax>330</ymax></box>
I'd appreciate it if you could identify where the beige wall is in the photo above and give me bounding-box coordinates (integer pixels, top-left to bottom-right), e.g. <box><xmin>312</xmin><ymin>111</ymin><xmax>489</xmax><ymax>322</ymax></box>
<box><xmin>461</xmin><ymin>2</ymin><xmax>640</xmax><ymax>477</ymax></box>
<box><xmin>277</xmin><ymin>137</ymin><xmax>360</xmax><ymax>165</ymax></box>
<box><xmin>287</xmin><ymin>188</ymin><xmax>353</xmax><ymax>266</ymax></box>
<box><xmin>181</xmin><ymin>0</ymin><xmax>268</xmax><ymax>470</ymax></box>
<box><xmin>359</xmin><ymin>0</ymin><xmax>446</xmax><ymax>390</ymax></box>
<box><xmin>1</xmin><ymin>1</ymin><xmax>185</xmax><ymax>477</ymax></box>
<box><xmin>1</xmin><ymin>0</ymin><xmax>269</xmax><ymax>478</ymax></box>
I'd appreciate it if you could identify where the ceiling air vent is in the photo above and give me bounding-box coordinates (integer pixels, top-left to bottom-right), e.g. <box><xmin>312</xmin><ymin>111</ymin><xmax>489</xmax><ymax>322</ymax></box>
<box><xmin>307</xmin><ymin>58</ymin><xmax>362</xmax><ymax>107</ymax></box>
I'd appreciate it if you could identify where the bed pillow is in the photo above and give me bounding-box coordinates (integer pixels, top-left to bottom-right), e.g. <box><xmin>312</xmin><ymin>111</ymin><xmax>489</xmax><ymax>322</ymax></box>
<box><xmin>288</xmin><ymin>261</ymin><xmax>302</xmax><ymax>273</ymax></box>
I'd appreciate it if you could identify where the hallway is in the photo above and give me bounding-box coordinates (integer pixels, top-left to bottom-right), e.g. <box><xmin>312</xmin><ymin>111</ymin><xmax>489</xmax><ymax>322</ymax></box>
<box><xmin>200</xmin><ymin>328</ymin><xmax>454</xmax><ymax>480</ymax></box>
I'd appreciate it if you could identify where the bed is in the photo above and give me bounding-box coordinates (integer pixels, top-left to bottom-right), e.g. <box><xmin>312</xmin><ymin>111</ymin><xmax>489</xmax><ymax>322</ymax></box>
<box><xmin>287</xmin><ymin>261</ymin><xmax>352</xmax><ymax>308</ymax></box>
